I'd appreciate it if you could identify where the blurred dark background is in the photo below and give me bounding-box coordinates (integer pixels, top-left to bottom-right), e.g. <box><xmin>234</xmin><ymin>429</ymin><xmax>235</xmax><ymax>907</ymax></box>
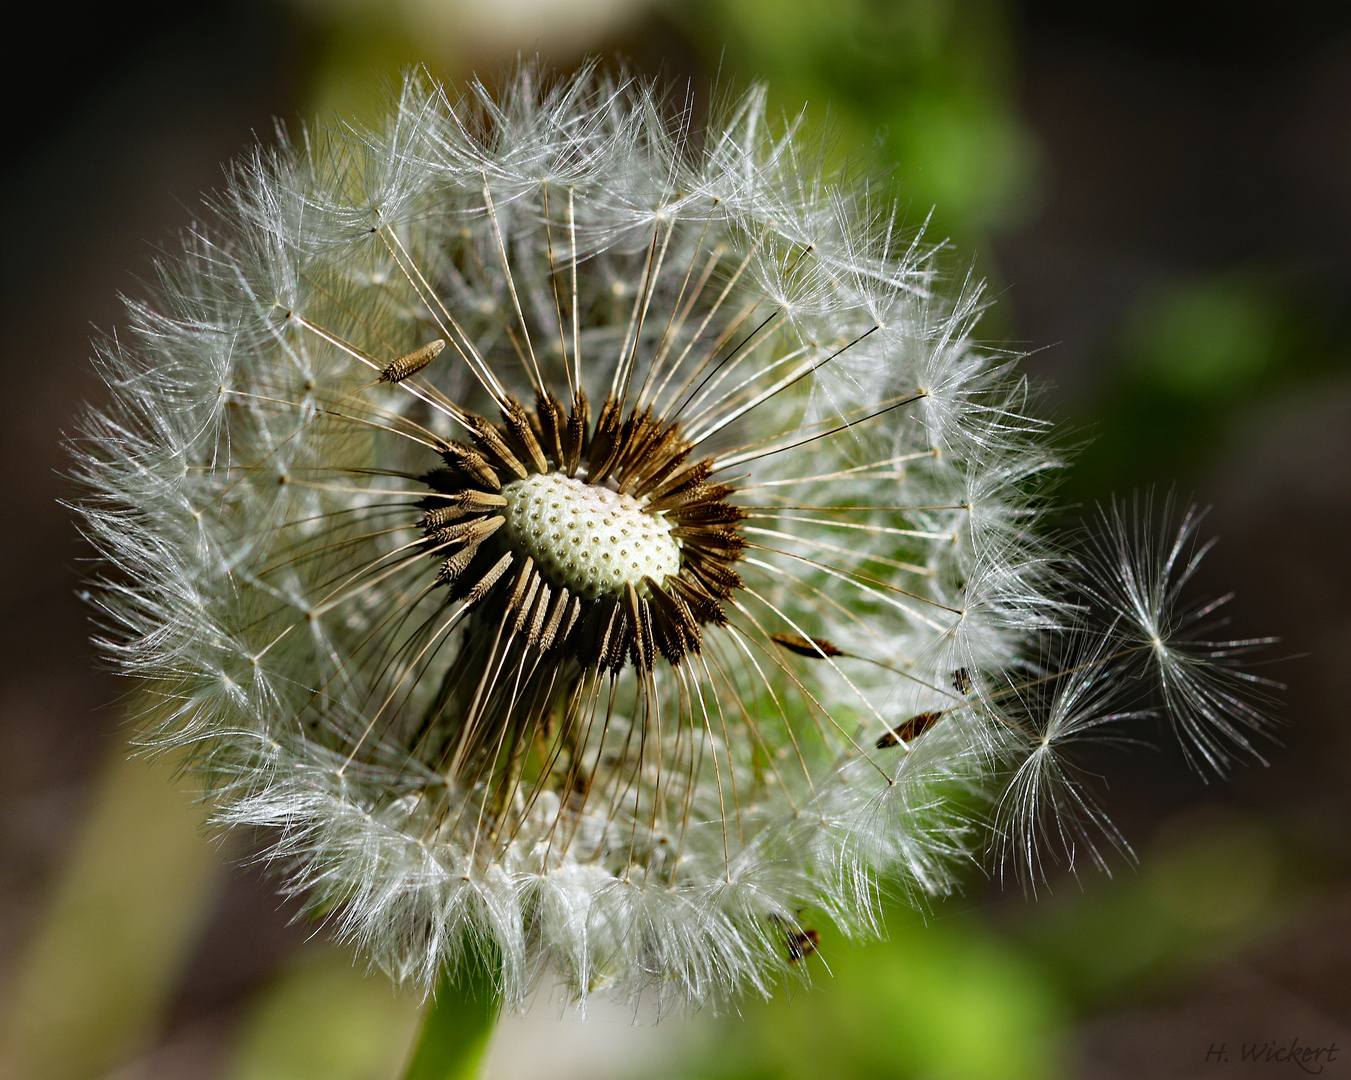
<box><xmin>3</xmin><ymin>1</ymin><xmax>1350</xmax><ymax>1077</ymax></box>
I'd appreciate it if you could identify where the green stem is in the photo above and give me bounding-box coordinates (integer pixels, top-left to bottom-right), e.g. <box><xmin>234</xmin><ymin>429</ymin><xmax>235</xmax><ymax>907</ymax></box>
<box><xmin>400</xmin><ymin>950</ymin><xmax>500</xmax><ymax>1080</ymax></box>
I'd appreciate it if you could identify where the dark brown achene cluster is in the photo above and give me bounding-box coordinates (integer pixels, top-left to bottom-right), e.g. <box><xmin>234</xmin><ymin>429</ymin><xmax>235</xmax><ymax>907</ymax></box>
<box><xmin>418</xmin><ymin>388</ymin><xmax>746</xmax><ymax>678</ymax></box>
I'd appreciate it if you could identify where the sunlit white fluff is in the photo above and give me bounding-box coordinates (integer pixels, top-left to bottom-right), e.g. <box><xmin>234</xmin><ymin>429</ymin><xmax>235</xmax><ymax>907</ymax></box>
<box><xmin>72</xmin><ymin>64</ymin><xmax>1271</xmax><ymax>1008</ymax></box>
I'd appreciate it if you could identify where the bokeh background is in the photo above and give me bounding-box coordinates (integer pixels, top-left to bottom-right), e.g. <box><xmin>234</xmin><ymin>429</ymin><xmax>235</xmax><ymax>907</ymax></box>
<box><xmin>3</xmin><ymin>1</ymin><xmax>1351</xmax><ymax>1077</ymax></box>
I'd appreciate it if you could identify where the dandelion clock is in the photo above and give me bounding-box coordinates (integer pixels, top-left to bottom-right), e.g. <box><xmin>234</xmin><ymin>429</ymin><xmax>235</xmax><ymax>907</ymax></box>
<box><xmin>72</xmin><ymin>63</ymin><xmax>1274</xmax><ymax>1073</ymax></box>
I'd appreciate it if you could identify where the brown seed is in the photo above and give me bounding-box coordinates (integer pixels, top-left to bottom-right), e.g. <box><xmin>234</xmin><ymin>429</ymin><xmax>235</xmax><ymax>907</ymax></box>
<box><xmin>438</xmin><ymin>443</ymin><xmax>501</xmax><ymax>490</ymax></box>
<box><xmin>464</xmin><ymin>552</ymin><xmax>515</xmax><ymax>604</ymax></box>
<box><xmin>425</xmin><ymin>489</ymin><xmax>508</xmax><ymax>513</ymax></box>
<box><xmin>534</xmin><ymin>390</ymin><xmax>566</xmax><ymax>466</ymax></box>
<box><xmin>786</xmin><ymin>927</ymin><xmax>820</xmax><ymax>962</ymax></box>
<box><xmin>771</xmin><ymin>633</ymin><xmax>844</xmax><ymax>659</ymax></box>
<box><xmin>536</xmin><ymin>586</ymin><xmax>571</xmax><ymax>653</ymax></box>
<box><xmin>503</xmin><ymin>399</ymin><xmax>549</xmax><ymax>475</ymax></box>
<box><xmin>437</xmin><ymin>546</ymin><xmax>480</xmax><ymax>585</ymax></box>
<box><xmin>471</xmin><ymin>415</ymin><xmax>529</xmax><ymax>480</ymax></box>
<box><xmin>563</xmin><ymin>393</ymin><xmax>588</xmax><ymax>477</ymax></box>
<box><xmin>513</xmin><ymin>571</ymin><xmax>544</xmax><ymax>634</ymax></box>
<box><xmin>421</xmin><ymin>504</ymin><xmax>470</xmax><ymax>531</ymax></box>
<box><xmin>428</xmin><ymin>515</ymin><xmax>504</xmax><ymax>548</ymax></box>
<box><xmin>379</xmin><ymin>339</ymin><xmax>444</xmax><ymax>383</ymax></box>
<box><xmin>875</xmin><ymin>711</ymin><xmax>943</xmax><ymax>749</ymax></box>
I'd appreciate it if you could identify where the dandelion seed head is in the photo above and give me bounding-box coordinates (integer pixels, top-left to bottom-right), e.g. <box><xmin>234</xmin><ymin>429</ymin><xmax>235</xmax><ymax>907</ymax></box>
<box><xmin>71</xmin><ymin>63</ymin><xmax>1275</xmax><ymax>1008</ymax></box>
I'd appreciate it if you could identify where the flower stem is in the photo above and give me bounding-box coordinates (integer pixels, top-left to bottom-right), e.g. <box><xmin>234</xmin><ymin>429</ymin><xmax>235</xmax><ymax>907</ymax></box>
<box><xmin>400</xmin><ymin>951</ymin><xmax>500</xmax><ymax>1080</ymax></box>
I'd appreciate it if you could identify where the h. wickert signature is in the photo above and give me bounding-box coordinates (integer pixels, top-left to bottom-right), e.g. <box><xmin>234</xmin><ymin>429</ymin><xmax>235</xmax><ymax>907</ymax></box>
<box><xmin>1205</xmin><ymin>1039</ymin><xmax>1341</xmax><ymax>1074</ymax></box>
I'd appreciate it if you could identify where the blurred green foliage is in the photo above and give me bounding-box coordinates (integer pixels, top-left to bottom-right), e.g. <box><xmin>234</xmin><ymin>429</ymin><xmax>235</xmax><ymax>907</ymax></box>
<box><xmin>679</xmin><ymin>808</ymin><xmax>1308</xmax><ymax>1080</ymax></box>
<box><xmin>226</xmin><ymin>947</ymin><xmax>422</xmax><ymax>1080</ymax></box>
<box><xmin>680</xmin><ymin>0</ymin><xmax>1038</xmax><ymax>238</ymax></box>
<box><xmin>691</xmin><ymin>903</ymin><xmax>1065</xmax><ymax>1080</ymax></box>
<box><xmin>0</xmin><ymin>750</ymin><xmax>221</xmax><ymax>1080</ymax></box>
<box><xmin>1066</xmin><ymin>271</ymin><xmax>1348</xmax><ymax>500</ymax></box>
<box><xmin>1125</xmin><ymin>277</ymin><xmax>1284</xmax><ymax>396</ymax></box>
<box><xmin>1010</xmin><ymin>810</ymin><xmax>1295</xmax><ymax>1007</ymax></box>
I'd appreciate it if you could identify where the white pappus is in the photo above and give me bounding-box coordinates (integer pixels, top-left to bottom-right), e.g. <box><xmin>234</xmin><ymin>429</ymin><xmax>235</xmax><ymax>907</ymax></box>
<box><xmin>71</xmin><ymin>64</ymin><xmax>1274</xmax><ymax>1008</ymax></box>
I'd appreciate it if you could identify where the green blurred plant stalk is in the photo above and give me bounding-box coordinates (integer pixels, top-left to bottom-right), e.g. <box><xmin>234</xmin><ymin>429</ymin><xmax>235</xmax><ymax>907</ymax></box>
<box><xmin>0</xmin><ymin>745</ymin><xmax>222</xmax><ymax>1080</ymax></box>
<box><xmin>401</xmin><ymin>958</ymin><xmax>500</xmax><ymax>1080</ymax></box>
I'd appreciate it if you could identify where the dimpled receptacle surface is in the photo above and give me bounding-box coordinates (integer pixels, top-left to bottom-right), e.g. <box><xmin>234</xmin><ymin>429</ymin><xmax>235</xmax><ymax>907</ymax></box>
<box><xmin>499</xmin><ymin>472</ymin><xmax>681</xmax><ymax>599</ymax></box>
